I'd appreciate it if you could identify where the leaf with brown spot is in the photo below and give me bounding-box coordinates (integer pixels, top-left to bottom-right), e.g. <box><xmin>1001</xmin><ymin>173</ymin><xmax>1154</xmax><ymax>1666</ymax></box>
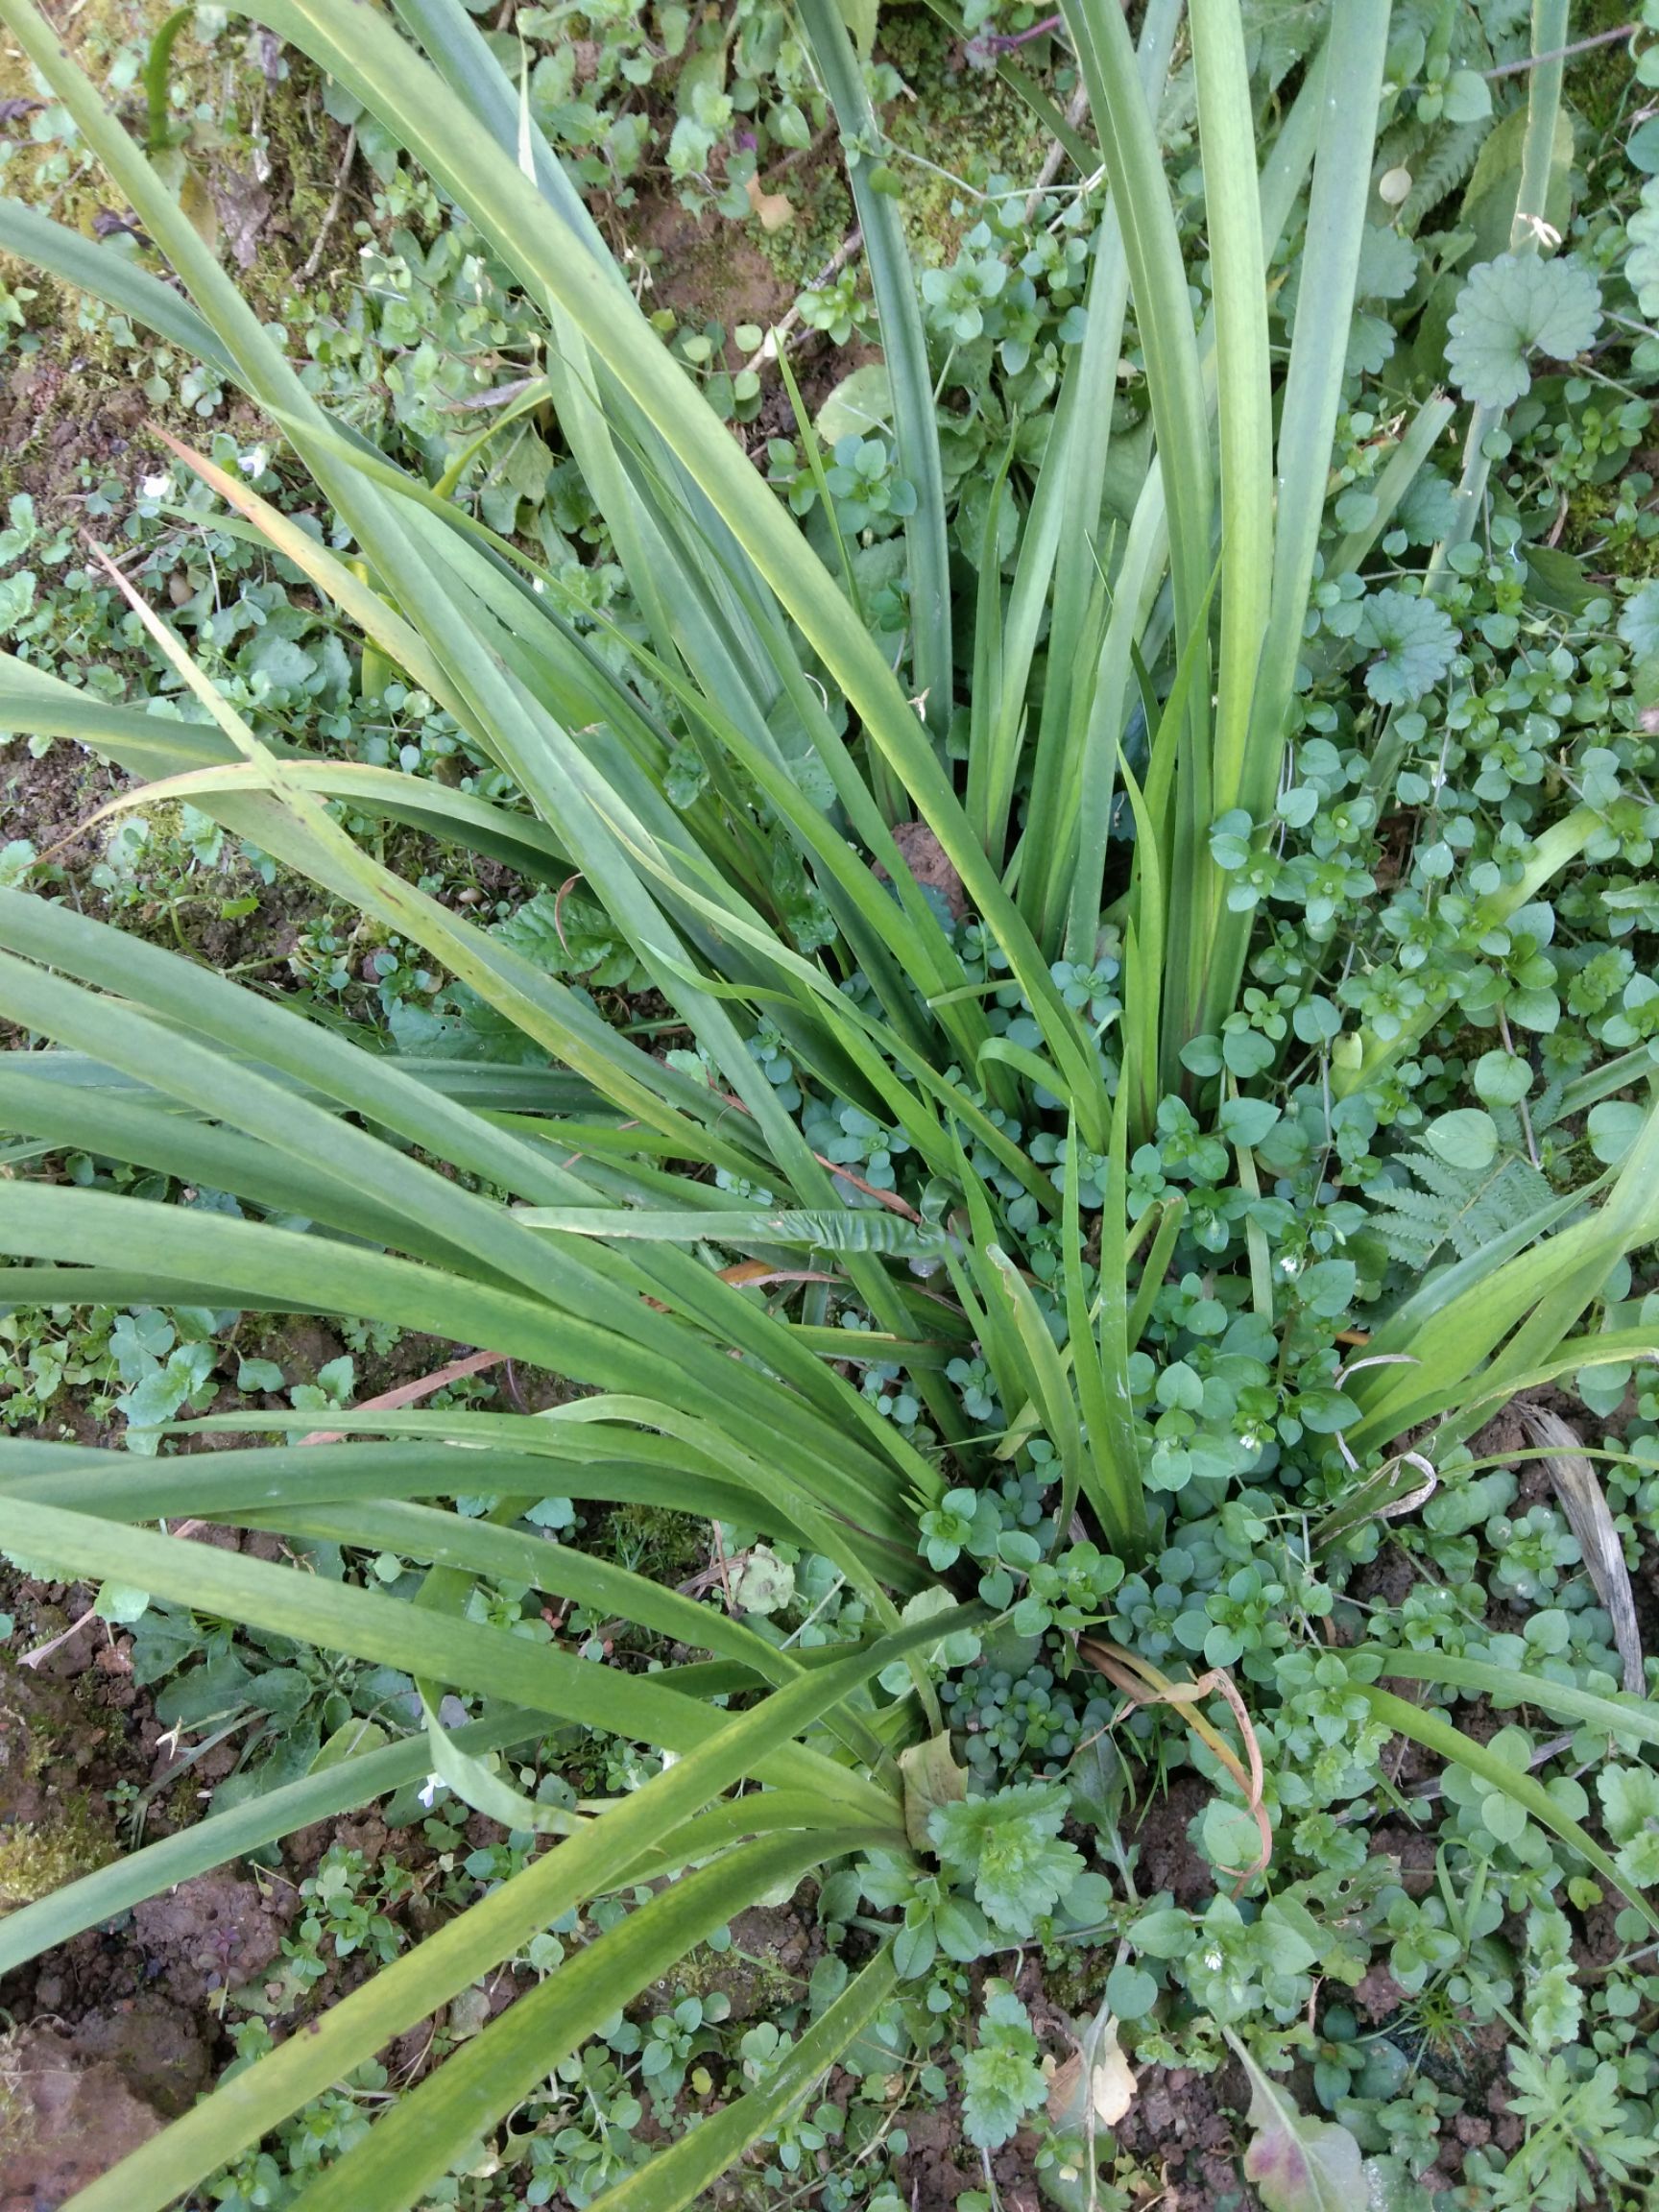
<box><xmin>716</xmin><ymin>1261</ymin><xmax>838</xmax><ymax>1289</ymax></box>
<box><xmin>1224</xmin><ymin>2028</ymin><xmax>1364</xmax><ymax>2212</ymax></box>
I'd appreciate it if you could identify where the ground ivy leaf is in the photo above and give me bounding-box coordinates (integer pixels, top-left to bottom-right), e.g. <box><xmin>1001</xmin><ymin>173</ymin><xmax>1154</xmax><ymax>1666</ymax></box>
<box><xmin>1355</xmin><ymin>224</ymin><xmax>1419</xmax><ymax>300</ymax></box>
<box><xmin>1358</xmin><ymin>589</ymin><xmax>1457</xmax><ymax>706</ymax></box>
<box><xmin>1346</xmin><ymin>312</ymin><xmax>1397</xmax><ymax>377</ymax></box>
<box><xmin>1628</xmin><ymin>178</ymin><xmax>1659</xmax><ymax>318</ymax></box>
<box><xmin>1445</xmin><ymin>252</ymin><xmax>1602</xmax><ymax>407</ymax></box>
<box><xmin>1617</xmin><ymin>579</ymin><xmax>1659</xmax><ymax>661</ymax></box>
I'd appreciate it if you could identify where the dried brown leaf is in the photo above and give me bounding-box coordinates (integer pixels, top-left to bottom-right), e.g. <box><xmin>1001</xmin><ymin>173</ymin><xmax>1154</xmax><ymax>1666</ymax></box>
<box><xmin>177</xmin><ymin>164</ymin><xmax>220</xmax><ymax>257</ymax></box>
<box><xmin>1046</xmin><ymin>2015</ymin><xmax>1136</xmax><ymax>2129</ymax></box>
<box><xmin>1519</xmin><ymin>1404</ymin><xmax>1644</xmax><ymax>1695</ymax></box>
<box><xmin>897</xmin><ymin>1730</ymin><xmax>968</xmax><ymax>1852</ymax></box>
<box><xmin>745</xmin><ymin>174</ymin><xmax>794</xmax><ymax>232</ymax></box>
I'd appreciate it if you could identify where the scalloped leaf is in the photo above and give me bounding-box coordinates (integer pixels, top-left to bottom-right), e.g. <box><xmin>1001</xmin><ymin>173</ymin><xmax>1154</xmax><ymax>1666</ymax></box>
<box><xmin>1355</xmin><ymin>224</ymin><xmax>1418</xmax><ymax>301</ymax></box>
<box><xmin>1629</xmin><ymin>179</ymin><xmax>1659</xmax><ymax>318</ymax></box>
<box><xmin>1445</xmin><ymin>252</ymin><xmax>1602</xmax><ymax>407</ymax></box>
<box><xmin>1358</xmin><ymin>588</ymin><xmax>1457</xmax><ymax>707</ymax></box>
<box><xmin>1618</xmin><ymin>579</ymin><xmax>1659</xmax><ymax>661</ymax></box>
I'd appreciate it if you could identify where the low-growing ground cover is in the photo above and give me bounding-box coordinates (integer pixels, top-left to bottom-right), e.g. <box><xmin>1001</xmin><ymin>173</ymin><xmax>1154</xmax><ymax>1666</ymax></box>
<box><xmin>2</xmin><ymin>3</ymin><xmax>1659</xmax><ymax>2209</ymax></box>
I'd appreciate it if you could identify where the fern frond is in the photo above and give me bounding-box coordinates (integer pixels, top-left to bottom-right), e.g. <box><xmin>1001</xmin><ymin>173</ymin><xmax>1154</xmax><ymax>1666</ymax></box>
<box><xmin>1399</xmin><ymin>120</ymin><xmax>1493</xmax><ymax>234</ymax></box>
<box><xmin>1531</xmin><ymin>1076</ymin><xmax>1569</xmax><ymax>1136</ymax></box>
<box><xmin>1366</xmin><ymin>1143</ymin><xmax>1555</xmax><ymax>1270</ymax></box>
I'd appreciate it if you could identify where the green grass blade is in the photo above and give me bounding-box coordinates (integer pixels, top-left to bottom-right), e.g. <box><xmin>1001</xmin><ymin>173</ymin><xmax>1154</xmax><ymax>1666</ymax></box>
<box><xmin>1189</xmin><ymin>0</ymin><xmax>1272</xmax><ymax>827</ymax></box>
<box><xmin>516</xmin><ymin>1205</ymin><xmax>950</xmax><ymax>1258</ymax></box>
<box><xmin>265</xmin><ymin>2</ymin><xmax>1101</xmax><ymax>1124</ymax></box>
<box><xmin>52</xmin><ymin>1614</ymin><xmax>953</xmax><ymax>2212</ymax></box>
<box><xmin>1028</xmin><ymin>0</ymin><xmax>1180</xmax><ymax>859</ymax></box>
<box><xmin>0</xmin><ymin>1185</ymin><xmax>901</xmax><ymax>1537</ymax></box>
<box><xmin>0</xmin><ymin>194</ymin><xmax>233</xmax><ymax>375</ymax></box>
<box><xmin>0</xmin><ymin>1068</ymin><xmax>483</xmax><ymax>1277</ymax></box>
<box><xmin>1352</xmin><ymin>1651</ymin><xmax>1659</xmax><ymax>1749</ymax></box>
<box><xmin>797</xmin><ymin>0</ymin><xmax>952</xmax><ymax>750</ymax></box>
<box><xmin>1190</xmin><ymin>2</ymin><xmax>1391</xmax><ymax>1049</ymax></box>
<box><xmin>1059</xmin><ymin>0</ymin><xmax>1211</xmax><ymax>691</ymax></box>
<box><xmin>0</xmin><ymin>880</ymin><xmax>753</xmax><ymax>1199</ymax></box>
<box><xmin>966</xmin><ymin>438</ymin><xmax>1017</xmax><ymax>860</ymax></box>
<box><xmin>989</xmin><ymin>1242</ymin><xmax>1090</xmax><ymax>1539</ymax></box>
<box><xmin>1125</xmin><ymin>1195</ymin><xmax>1184</xmax><ymax>1349</ymax></box>
<box><xmin>1063</xmin><ymin>1111</ymin><xmax>1146</xmax><ymax>1557</ymax></box>
<box><xmin>1246</xmin><ymin>3</ymin><xmax>1389</xmax><ymax>810</ymax></box>
<box><xmin>1357</xmin><ymin>1686</ymin><xmax>1659</xmax><ymax>1936</ymax></box>
<box><xmin>1</xmin><ymin>0</ymin><xmax>1100</xmax><ymax>1134</ymax></box>
<box><xmin>1328</xmin><ymin>393</ymin><xmax>1458</xmax><ymax>579</ymax></box>
<box><xmin>289</xmin><ymin>1835</ymin><xmax>863</xmax><ymax>2212</ymax></box>
<box><xmin>0</xmin><ymin>1712</ymin><xmax>541</xmax><ymax>1977</ymax></box>
<box><xmin>0</xmin><ymin>1495</ymin><xmax>875</xmax><ymax>1798</ymax></box>
<box><xmin>0</xmin><ymin>893</ymin><xmax>927</xmax><ymax>1491</ymax></box>
<box><xmin>0</xmin><ymin>1431</ymin><xmax>820</xmax><ymax>1573</ymax></box>
<box><xmin>586</xmin><ymin>1947</ymin><xmax>901</xmax><ymax>2212</ymax></box>
<box><xmin>1350</xmin><ymin>1094</ymin><xmax>1659</xmax><ymax>1449</ymax></box>
<box><xmin>237</xmin><ymin>1499</ymin><xmax>802</xmax><ymax>1682</ymax></box>
<box><xmin>394</xmin><ymin>0</ymin><xmax>616</xmax><ymax>267</ymax></box>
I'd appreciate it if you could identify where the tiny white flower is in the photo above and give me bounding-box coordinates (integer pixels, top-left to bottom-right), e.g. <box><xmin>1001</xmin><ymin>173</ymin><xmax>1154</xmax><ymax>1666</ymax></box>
<box><xmin>141</xmin><ymin>472</ymin><xmax>171</xmax><ymax>499</ymax></box>
<box><xmin>418</xmin><ymin>1773</ymin><xmax>442</xmax><ymax>1810</ymax></box>
<box><xmin>238</xmin><ymin>445</ymin><xmax>268</xmax><ymax>477</ymax></box>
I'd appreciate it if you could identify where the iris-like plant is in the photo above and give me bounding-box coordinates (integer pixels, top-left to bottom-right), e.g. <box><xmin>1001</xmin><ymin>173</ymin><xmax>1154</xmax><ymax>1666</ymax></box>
<box><xmin>1</xmin><ymin>2</ymin><xmax>1656</xmax><ymax>2206</ymax></box>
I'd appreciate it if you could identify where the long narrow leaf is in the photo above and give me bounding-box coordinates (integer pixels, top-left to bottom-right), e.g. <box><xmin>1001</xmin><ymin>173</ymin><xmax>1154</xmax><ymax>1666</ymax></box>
<box><xmin>54</xmin><ymin>1613</ymin><xmax>953</xmax><ymax>2212</ymax></box>
<box><xmin>0</xmin><ymin>1711</ymin><xmax>541</xmax><ymax>1976</ymax></box>
<box><xmin>796</xmin><ymin>0</ymin><xmax>952</xmax><ymax>751</ymax></box>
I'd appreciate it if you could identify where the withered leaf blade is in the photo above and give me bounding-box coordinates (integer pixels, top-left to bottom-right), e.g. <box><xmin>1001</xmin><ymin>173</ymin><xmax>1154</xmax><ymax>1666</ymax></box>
<box><xmin>897</xmin><ymin>1730</ymin><xmax>967</xmax><ymax>1853</ymax></box>
<box><xmin>1520</xmin><ymin>1404</ymin><xmax>1645</xmax><ymax>1695</ymax></box>
<box><xmin>1046</xmin><ymin>2004</ymin><xmax>1136</xmax><ymax>2131</ymax></box>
